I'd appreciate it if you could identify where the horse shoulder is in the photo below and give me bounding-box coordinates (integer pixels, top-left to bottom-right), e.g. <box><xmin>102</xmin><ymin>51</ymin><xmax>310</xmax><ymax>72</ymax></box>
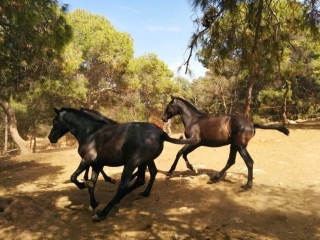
<box><xmin>78</xmin><ymin>141</ymin><xmax>98</xmax><ymax>162</ymax></box>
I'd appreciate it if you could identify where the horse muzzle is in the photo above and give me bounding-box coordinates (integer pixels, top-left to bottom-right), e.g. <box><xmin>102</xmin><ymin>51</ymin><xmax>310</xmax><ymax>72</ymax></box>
<box><xmin>48</xmin><ymin>134</ymin><xmax>58</xmax><ymax>143</ymax></box>
<box><xmin>161</xmin><ymin>116</ymin><xmax>168</xmax><ymax>122</ymax></box>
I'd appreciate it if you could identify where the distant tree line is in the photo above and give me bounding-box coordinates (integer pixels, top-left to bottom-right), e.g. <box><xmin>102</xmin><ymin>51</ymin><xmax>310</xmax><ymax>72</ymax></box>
<box><xmin>0</xmin><ymin>0</ymin><xmax>319</xmax><ymax>154</ymax></box>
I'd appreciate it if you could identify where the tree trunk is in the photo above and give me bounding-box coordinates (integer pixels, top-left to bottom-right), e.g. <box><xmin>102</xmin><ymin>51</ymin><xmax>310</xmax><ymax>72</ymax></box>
<box><xmin>0</xmin><ymin>100</ymin><xmax>31</xmax><ymax>155</ymax></box>
<box><xmin>282</xmin><ymin>80</ymin><xmax>291</xmax><ymax>124</ymax></box>
<box><xmin>4</xmin><ymin>115</ymin><xmax>8</xmax><ymax>153</ymax></box>
<box><xmin>32</xmin><ymin>121</ymin><xmax>37</xmax><ymax>153</ymax></box>
<box><xmin>218</xmin><ymin>82</ymin><xmax>227</xmax><ymax>116</ymax></box>
<box><xmin>243</xmin><ymin>77</ymin><xmax>254</xmax><ymax>118</ymax></box>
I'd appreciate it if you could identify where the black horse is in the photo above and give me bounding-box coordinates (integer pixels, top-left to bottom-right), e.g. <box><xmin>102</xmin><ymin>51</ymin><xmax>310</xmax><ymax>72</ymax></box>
<box><xmin>80</xmin><ymin>108</ymin><xmax>146</xmax><ymax>186</ymax></box>
<box><xmin>161</xmin><ymin>96</ymin><xmax>289</xmax><ymax>190</ymax></box>
<box><xmin>48</xmin><ymin>107</ymin><xmax>198</xmax><ymax>221</ymax></box>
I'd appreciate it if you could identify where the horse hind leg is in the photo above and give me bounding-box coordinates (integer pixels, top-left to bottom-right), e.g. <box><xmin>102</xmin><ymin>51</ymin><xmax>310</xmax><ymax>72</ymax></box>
<box><xmin>140</xmin><ymin>160</ymin><xmax>158</xmax><ymax>197</ymax></box>
<box><xmin>210</xmin><ymin>144</ymin><xmax>237</xmax><ymax>183</ymax></box>
<box><xmin>237</xmin><ymin>147</ymin><xmax>254</xmax><ymax>190</ymax></box>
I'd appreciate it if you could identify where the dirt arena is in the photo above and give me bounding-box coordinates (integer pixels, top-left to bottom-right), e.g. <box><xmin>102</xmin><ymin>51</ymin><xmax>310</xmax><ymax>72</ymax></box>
<box><xmin>0</xmin><ymin>128</ymin><xmax>319</xmax><ymax>239</ymax></box>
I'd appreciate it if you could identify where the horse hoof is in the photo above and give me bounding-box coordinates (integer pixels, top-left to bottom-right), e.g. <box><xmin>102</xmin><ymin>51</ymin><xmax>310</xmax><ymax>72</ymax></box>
<box><xmin>92</xmin><ymin>213</ymin><xmax>105</xmax><ymax>222</ymax></box>
<box><xmin>166</xmin><ymin>172</ymin><xmax>173</xmax><ymax>177</ymax></box>
<box><xmin>207</xmin><ymin>179</ymin><xmax>218</xmax><ymax>184</ymax></box>
<box><xmin>139</xmin><ymin>191</ymin><xmax>150</xmax><ymax>197</ymax></box>
<box><xmin>92</xmin><ymin>205</ymin><xmax>101</xmax><ymax>215</ymax></box>
<box><xmin>208</xmin><ymin>177</ymin><xmax>219</xmax><ymax>184</ymax></box>
<box><xmin>187</xmin><ymin>166</ymin><xmax>194</xmax><ymax>171</ymax></box>
<box><xmin>241</xmin><ymin>184</ymin><xmax>252</xmax><ymax>190</ymax></box>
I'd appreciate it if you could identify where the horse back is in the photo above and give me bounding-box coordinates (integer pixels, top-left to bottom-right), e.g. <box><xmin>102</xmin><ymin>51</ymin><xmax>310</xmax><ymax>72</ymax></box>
<box><xmin>86</xmin><ymin>122</ymin><xmax>164</xmax><ymax>166</ymax></box>
<box><xmin>185</xmin><ymin>115</ymin><xmax>254</xmax><ymax>147</ymax></box>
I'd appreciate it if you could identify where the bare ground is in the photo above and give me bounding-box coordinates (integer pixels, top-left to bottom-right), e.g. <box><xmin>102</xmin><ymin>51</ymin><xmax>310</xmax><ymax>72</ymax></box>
<box><xmin>0</xmin><ymin>128</ymin><xmax>319</xmax><ymax>240</ymax></box>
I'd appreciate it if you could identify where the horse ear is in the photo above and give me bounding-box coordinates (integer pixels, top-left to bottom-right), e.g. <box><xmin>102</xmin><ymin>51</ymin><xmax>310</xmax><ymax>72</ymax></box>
<box><xmin>170</xmin><ymin>95</ymin><xmax>175</xmax><ymax>100</ymax></box>
<box><xmin>53</xmin><ymin>108</ymin><xmax>60</xmax><ymax>114</ymax></box>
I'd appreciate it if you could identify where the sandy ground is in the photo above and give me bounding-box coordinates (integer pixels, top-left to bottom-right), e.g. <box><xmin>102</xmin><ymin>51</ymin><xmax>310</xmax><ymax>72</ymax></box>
<box><xmin>0</xmin><ymin>128</ymin><xmax>319</xmax><ymax>240</ymax></box>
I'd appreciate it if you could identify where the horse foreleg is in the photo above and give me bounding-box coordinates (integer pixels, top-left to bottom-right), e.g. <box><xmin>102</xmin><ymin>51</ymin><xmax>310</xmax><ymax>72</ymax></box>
<box><xmin>100</xmin><ymin>168</ymin><xmax>116</xmax><ymax>184</ymax></box>
<box><xmin>130</xmin><ymin>167</ymin><xmax>140</xmax><ymax>181</ymax></box>
<box><xmin>88</xmin><ymin>165</ymin><xmax>101</xmax><ymax>211</ymax></box>
<box><xmin>210</xmin><ymin>144</ymin><xmax>237</xmax><ymax>183</ymax></box>
<box><xmin>83</xmin><ymin>166</ymin><xmax>90</xmax><ymax>181</ymax></box>
<box><xmin>167</xmin><ymin>150</ymin><xmax>182</xmax><ymax>176</ymax></box>
<box><xmin>182</xmin><ymin>145</ymin><xmax>200</xmax><ymax>171</ymax></box>
<box><xmin>167</xmin><ymin>145</ymin><xmax>187</xmax><ymax>176</ymax></box>
<box><xmin>237</xmin><ymin>147</ymin><xmax>254</xmax><ymax>190</ymax></box>
<box><xmin>140</xmin><ymin>161</ymin><xmax>157</xmax><ymax>197</ymax></box>
<box><xmin>92</xmin><ymin>165</ymin><xmax>135</xmax><ymax>222</ymax></box>
<box><xmin>167</xmin><ymin>144</ymin><xmax>199</xmax><ymax>176</ymax></box>
<box><xmin>71</xmin><ymin>159</ymin><xmax>91</xmax><ymax>189</ymax></box>
<box><xmin>84</xmin><ymin>166</ymin><xmax>116</xmax><ymax>184</ymax></box>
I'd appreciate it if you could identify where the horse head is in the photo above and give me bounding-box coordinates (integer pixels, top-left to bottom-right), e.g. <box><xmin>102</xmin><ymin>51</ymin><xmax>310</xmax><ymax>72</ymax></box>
<box><xmin>161</xmin><ymin>95</ymin><xmax>180</xmax><ymax>122</ymax></box>
<box><xmin>48</xmin><ymin>108</ymin><xmax>70</xmax><ymax>143</ymax></box>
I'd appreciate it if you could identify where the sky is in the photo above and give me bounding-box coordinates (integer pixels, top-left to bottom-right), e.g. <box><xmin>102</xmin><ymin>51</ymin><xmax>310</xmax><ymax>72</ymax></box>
<box><xmin>60</xmin><ymin>0</ymin><xmax>207</xmax><ymax>79</ymax></box>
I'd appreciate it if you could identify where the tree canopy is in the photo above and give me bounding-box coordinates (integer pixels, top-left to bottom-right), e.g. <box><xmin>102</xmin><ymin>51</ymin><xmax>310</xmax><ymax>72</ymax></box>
<box><xmin>66</xmin><ymin>9</ymin><xmax>134</xmax><ymax>109</ymax></box>
<box><xmin>185</xmin><ymin>0</ymin><xmax>320</xmax><ymax>119</ymax></box>
<box><xmin>0</xmin><ymin>0</ymin><xmax>72</xmax><ymax>98</ymax></box>
<box><xmin>1</xmin><ymin>0</ymin><xmax>320</xmax><ymax>155</ymax></box>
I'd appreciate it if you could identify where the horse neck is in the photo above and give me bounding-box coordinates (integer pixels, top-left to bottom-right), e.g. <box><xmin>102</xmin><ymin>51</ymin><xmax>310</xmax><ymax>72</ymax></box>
<box><xmin>176</xmin><ymin>100</ymin><xmax>201</xmax><ymax>127</ymax></box>
<box><xmin>62</xmin><ymin>113</ymin><xmax>100</xmax><ymax>143</ymax></box>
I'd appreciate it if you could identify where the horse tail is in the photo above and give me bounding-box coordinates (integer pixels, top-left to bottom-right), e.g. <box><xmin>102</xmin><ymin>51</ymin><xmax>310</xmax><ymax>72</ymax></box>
<box><xmin>253</xmin><ymin>123</ymin><xmax>290</xmax><ymax>136</ymax></box>
<box><xmin>162</xmin><ymin>132</ymin><xmax>199</xmax><ymax>145</ymax></box>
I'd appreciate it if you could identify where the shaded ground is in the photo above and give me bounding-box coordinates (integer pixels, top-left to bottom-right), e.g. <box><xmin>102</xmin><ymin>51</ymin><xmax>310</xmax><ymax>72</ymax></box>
<box><xmin>0</xmin><ymin>128</ymin><xmax>319</xmax><ymax>239</ymax></box>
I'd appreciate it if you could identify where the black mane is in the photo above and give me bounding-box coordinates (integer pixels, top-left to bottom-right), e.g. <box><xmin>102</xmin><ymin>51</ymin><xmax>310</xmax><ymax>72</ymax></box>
<box><xmin>60</xmin><ymin>107</ymin><xmax>108</xmax><ymax>125</ymax></box>
<box><xmin>80</xmin><ymin>108</ymin><xmax>118</xmax><ymax>125</ymax></box>
<box><xmin>174</xmin><ymin>97</ymin><xmax>206</xmax><ymax>116</ymax></box>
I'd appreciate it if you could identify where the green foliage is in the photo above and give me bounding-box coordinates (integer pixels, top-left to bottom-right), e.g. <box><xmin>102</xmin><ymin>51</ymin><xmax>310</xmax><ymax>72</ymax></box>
<box><xmin>258</xmin><ymin>89</ymin><xmax>291</xmax><ymax>107</ymax></box>
<box><xmin>124</xmin><ymin>53</ymin><xmax>174</xmax><ymax>120</ymax></box>
<box><xmin>0</xmin><ymin>0</ymin><xmax>72</xmax><ymax>99</ymax></box>
<box><xmin>66</xmin><ymin>9</ymin><xmax>134</xmax><ymax>108</ymax></box>
<box><xmin>173</xmin><ymin>76</ymin><xmax>193</xmax><ymax>99</ymax></box>
<box><xmin>187</xmin><ymin>0</ymin><xmax>320</xmax><ymax>118</ymax></box>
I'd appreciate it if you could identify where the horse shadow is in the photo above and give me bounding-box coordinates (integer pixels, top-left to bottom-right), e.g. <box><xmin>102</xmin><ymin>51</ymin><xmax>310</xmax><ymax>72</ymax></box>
<box><xmin>157</xmin><ymin>168</ymin><xmax>250</xmax><ymax>189</ymax></box>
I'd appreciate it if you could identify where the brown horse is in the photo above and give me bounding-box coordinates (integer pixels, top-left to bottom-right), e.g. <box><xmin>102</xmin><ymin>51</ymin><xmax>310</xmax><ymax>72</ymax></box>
<box><xmin>161</xmin><ymin>96</ymin><xmax>289</xmax><ymax>190</ymax></box>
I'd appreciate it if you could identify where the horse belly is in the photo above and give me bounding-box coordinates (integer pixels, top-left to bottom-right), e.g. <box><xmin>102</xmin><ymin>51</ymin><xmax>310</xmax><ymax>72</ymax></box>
<box><xmin>199</xmin><ymin>129</ymin><xmax>231</xmax><ymax>147</ymax></box>
<box><xmin>201</xmin><ymin>140</ymin><xmax>231</xmax><ymax>148</ymax></box>
<box><xmin>95</xmin><ymin>153</ymin><xmax>125</xmax><ymax>167</ymax></box>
